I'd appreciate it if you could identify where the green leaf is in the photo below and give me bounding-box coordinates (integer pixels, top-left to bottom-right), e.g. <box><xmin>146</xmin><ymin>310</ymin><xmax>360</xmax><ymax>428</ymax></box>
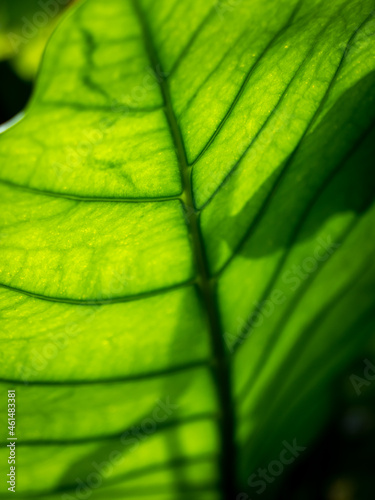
<box><xmin>0</xmin><ymin>0</ymin><xmax>375</xmax><ymax>498</ymax></box>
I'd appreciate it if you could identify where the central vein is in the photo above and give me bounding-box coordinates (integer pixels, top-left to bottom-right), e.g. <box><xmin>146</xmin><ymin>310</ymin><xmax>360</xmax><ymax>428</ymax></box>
<box><xmin>131</xmin><ymin>1</ymin><xmax>237</xmax><ymax>497</ymax></box>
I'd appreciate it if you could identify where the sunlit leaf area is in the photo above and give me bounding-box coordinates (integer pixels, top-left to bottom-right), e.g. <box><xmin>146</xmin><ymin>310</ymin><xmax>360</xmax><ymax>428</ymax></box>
<box><xmin>0</xmin><ymin>0</ymin><xmax>374</xmax><ymax>499</ymax></box>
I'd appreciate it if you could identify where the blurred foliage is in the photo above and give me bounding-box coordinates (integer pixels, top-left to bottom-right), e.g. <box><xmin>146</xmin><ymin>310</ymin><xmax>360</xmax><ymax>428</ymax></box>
<box><xmin>279</xmin><ymin>340</ymin><xmax>375</xmax><ymax>500</ymax></box>
<box><xmin>0</xmin><ymin>0</ymin><xmax>72</xmax><ymax>80</ymax></box>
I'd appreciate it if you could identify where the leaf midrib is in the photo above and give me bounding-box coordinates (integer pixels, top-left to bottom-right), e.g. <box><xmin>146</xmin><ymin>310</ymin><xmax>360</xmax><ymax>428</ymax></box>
<box><xmin>130</xmin><ymin>0</ymin><xmax>236</xmax><ymax>496</ymax></box>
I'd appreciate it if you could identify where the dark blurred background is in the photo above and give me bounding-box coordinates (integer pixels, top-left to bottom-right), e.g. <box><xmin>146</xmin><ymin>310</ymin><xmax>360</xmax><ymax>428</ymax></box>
<box><xmin>0</xmin><ymin>0</ymin><xmax>74</xmax><ymax>123</ymax></box>
<box><xmin>279</xmin><ymin>339</ymin><xmax>375</xmax><ymax>500</ymax></box>
<box><xmin>0</xmin><ymin>2</ymin><xmax>374</xmax><ymax>499</ymax></box>
<box><xmin>0</xmin><ymin>60</ymin><xmax>31</xmax><ymax>124</ymax></box>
